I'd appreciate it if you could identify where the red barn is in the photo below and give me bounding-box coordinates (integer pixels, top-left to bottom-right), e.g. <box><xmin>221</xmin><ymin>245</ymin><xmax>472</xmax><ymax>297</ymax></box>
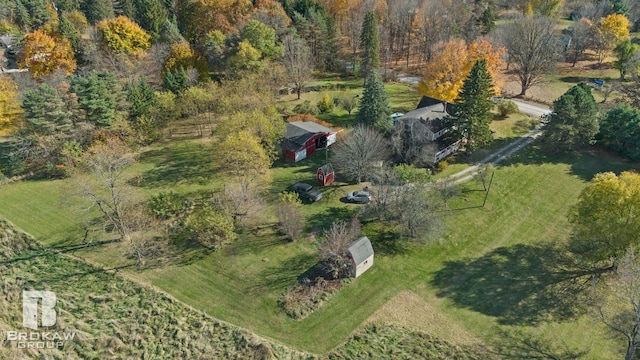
<box><xmin>282</xmin><ymin>122</ymin><xmax>337</xmax><ymax>162</ymax></box>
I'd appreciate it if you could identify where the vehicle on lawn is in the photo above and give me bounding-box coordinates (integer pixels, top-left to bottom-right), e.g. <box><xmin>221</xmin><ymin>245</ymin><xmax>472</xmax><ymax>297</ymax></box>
<box><xmin>292</xmin><ymin>182</ymin><xmax>323</xmax><ymax>202</ymax></box>
<box><xmin>346</xmin><ymin>191</ymin><xmax>371</xmax><ymax>204</ymax></box>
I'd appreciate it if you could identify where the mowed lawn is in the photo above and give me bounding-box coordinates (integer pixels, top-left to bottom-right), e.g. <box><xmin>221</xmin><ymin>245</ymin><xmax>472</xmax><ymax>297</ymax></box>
<box><xmin>0</xmin><ymin>137</ymin><xmax>637</xmax><ymax>357</ymax></box>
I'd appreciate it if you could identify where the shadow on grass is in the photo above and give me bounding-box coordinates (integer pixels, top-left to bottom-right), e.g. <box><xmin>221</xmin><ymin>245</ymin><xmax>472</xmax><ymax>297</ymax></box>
<box><xmin>491</xmin><ymin>328</ymin><xmax>589</xmax><ymax>359</ymax></box>
<box><xmin>558</xmin><ymin>76</ymin><xmax>585</xmax><ymax>84</ymax></box>
<box><xmin>306</xmin><ymin>206</ymin><xmax>354</xmax><ymax>232</ymax></box>
<box><xmin>361</xmin><ymin>221</ymin><xmax>409</xmax><ymax>256</ymax></box>
<box><xmin>133</xmin><ymin>141</ymin><xmax>219</xmax><ymax>188</ymax></box>
<box><xmin>224</xmin><ymin>225</ymin><xmax>290</xmax><ymax>257</ymax></box>
<box><xmin>431</xmin><ymin>243</ymin><xmax>591</xmax><ymax>326</ymax></box>
<box><xmin>498</xmin><ymin>142</ymin><xmax>640</xmax><ymax>181</ymax></box>
<box><xmin>247</xmin><ymin>253</ymin><xmax>318</xmax><ymax>293</ymax></box>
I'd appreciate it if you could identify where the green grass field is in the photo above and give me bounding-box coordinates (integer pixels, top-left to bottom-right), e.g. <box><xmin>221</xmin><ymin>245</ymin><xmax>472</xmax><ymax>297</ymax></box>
<box><xmin>1</xmin><ymin>136</ymin><xmax>638</xmax><ymax>357</ymax></box>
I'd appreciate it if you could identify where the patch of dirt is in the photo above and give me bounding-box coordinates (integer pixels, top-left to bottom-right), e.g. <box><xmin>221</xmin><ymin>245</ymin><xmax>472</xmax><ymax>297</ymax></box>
<box><xmin>365</xmin><ymin>290</ymin><xmax>483</xmax><ymax>347</ymax></box>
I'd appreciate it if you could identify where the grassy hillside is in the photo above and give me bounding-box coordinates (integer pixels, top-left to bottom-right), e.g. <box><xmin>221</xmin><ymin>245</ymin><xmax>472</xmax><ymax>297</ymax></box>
<box><xmin>0</xmin><ymin>219</ymin><xmax>311</xmax><ymax>359</ymax></box>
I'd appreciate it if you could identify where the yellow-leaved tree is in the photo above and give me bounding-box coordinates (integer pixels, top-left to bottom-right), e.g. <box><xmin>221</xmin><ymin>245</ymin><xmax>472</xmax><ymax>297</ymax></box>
<box><xmin>569</xmin><ymin>171</ymin><xmax>640</xmax><ymax>267</ymax></box>
<box><xmin>593</xmin><ymin>14</ymin><xmax>631</xmax><ymax>66</ymax></box>
<box><xmin>418</xmin><ymin>38</ymin><xmax>504</xmax><ymax>102</ymax></box>
<box><xmin>163</xmin><ymin>42</ymin><xmax>209</xmax><ymax>80</ymax></box>
<box><xmin>19</xmin><ymin>30</ymin><xmax>76</xmax><ymax>79</ymax></box>
<box><xmin>97</xmin><ymin>16</ymin><xmax>151</xmax><ymax>55</ymax></box>
<box><xmin>0</xmin><ymin>75</ymin><xmax>23</xmax><ymax>135</ymax></box>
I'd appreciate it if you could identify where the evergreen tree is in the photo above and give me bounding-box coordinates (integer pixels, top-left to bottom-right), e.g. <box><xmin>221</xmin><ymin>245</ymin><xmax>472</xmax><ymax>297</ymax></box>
<box><xmin>163</xmin><ymin>67</ymin><xmax>189</xmax><ymax>94</ymax></box>
<box><xmin>71</xmin><ymin>72</ymin><xmax>120</xmax><ymax>127</ymax></box>
<box><xmin>446</xmin><ymin>59</ymin><xmax>495</xmax><ymax>150</ymax></box>
<box><xmin>59</xmin><ymin>13</ymin><xmax>80</xmax><ymax>51</ymax></box>
<box><xmin>357</xmin><ymin>70</ymin><xmax>392</xmax><ymax>133</ymax></box>
<box><xmin>81</xmin><ymin>0</ymin><xmax>114</xmax><ymax>24</ymax></box>
<box><xmin>542</xmin><ymin>83</ymin><xmax>598</xmax><ymax>152</ymax></box>
<box><xmin>134</xmin><ymin>0</ymin><xmax>168</xmax><ymax>41</ymax></box>
<box><xmin>359</xmin><ymin>10</ymin><xmax>380</xmax><ymax>80</ymax></box>
<box><xmin>14</xmin><ymin>0</ymin><xmax>32</xmax><ymax>30</ymax></box>
<box><xmin>22</xmin><ymin>84</ymin><xmax>73</xmax><ymax>135</ymax></box>
<box><xmin>597</xmin><ymin>104</ymin><xmax>640</xmax><ymax>160</ymax></box>
<box><xmin>126</xmin><ymin>77</ymin><xmax>157</xmax><ymax>119</ymax></box>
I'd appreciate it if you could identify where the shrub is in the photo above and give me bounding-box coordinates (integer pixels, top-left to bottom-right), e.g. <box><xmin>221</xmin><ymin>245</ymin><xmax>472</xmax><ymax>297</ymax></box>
<box><xmin>317</xmin><ymin>92</ymin><xmax>334</xmax><ymax>113</ymax></box>
<box><xmin>392</xmin><ymin>164</ymin><xmax>432</xmax><ymax>183</ymax></box>
<box><xmin>496</xmin><ymin>99</ymin><xmax>519</xmax><ymax>117</ymax></box>
<box><xmin>150</xmin><ymin>191</ymin><xmax>185</xmax><ymax>219</ymax></box>
<box><xmin>293</xmin><ymin>100</ymin><xmax>320</xmax><ymax>115</ymax></box>
<box><xmin>436</xmin><ymin>160</ymin><xmax>448</xmax><ymax>172</ymax></box>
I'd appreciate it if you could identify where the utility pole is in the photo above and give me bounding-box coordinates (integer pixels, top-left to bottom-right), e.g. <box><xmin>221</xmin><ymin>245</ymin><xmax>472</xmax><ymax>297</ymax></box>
<box><xmin>482</xmin><ymin>171</ymin><xmax>495</xmax><ymax>207</ymax></box>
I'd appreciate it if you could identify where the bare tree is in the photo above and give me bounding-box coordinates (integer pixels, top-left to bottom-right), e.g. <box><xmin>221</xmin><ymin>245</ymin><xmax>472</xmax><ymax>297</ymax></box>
<box><xmin>281</xmin><ymin>34</ymin><xmax>313</xmax><ymax>100</ymax></box>
<box><xmin>568</xmin><ymin>18</ymin><xmax>595</xmax><ymax>67</ymax></box>
<box><xmin>499</xmin><ymin>16</ymin><xmax>562</xmax><ymax>96</ymax></box>
<box><xmin>217</xmin><ymin>182</ymin><xmax>266</xmax><ymax>227</ymax></box>
<box><xmin>276</xmin><ymin>192</ymin><xmax>304</xmax><ymax>241</ymax></box>
<box><xmin>75</xmin><ymin>138</ymin><xmax>150</xmax><ymax>266</ymax></box>
<box><xmin>590</xmin><ymin>248</ymin><xmax>640</xmax><ymax>360</ymax></box>
<box><xmin>318</xmin><ymin>219</ymin><xmax>360</xmax><ymax>279</ymax></box>
<box><xmin>344</xmin><ymin>3</ymin><xmax>366</xmax><ymax>75</ymax></box>
<box><xmin>332</xmin><ymin>125</ymin><xmax>391</xmax><ymax>183</ymax></box>
<box><xmin>416</xmin><ymin>0</ymin><xmax>454</xmax><ymax>64</ymax></box>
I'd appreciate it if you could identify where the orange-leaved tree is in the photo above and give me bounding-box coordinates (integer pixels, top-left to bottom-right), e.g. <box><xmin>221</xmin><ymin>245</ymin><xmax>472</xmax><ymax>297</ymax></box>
<box><xmin>97</xmin><ymin>16</ymin><xmax>151</xmax><ymax>55</ymax></box>
<box><xmin>0</xmin><ymin>75</ymin><xmax>23</xmax><ymax>135</ymax></box>
<box><xmin>176</xmin><ymin>0</ymin><xmax>254</xmax><ymax>47</ymax></box>
<box><xmin>19</xmin><ymin>30</ymin><xmax>76</xmax><ymax>79</ymax></box>
<box><xmin>418</xmin><ymin>38</ymin><xmax>504</xmax><ymax>102</ymax></box>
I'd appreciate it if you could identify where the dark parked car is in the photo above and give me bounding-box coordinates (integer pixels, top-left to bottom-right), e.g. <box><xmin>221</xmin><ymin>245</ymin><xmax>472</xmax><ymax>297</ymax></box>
<box><xmin>347</xmin><ymin>191</ymin><xmax>371</xmax><ymax>204</ymax></box>
<box><xmin>292</xmin><ymin>183</ymin><xmax>322</xmax><ymax>202</ymax></box>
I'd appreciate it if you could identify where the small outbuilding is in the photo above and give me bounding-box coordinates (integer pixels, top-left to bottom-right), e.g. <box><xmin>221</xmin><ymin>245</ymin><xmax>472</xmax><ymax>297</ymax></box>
<box><xmin>282</xmin><ymin>121</ymin><xmax>337</xmax><ymax>162</ymax></box>
<box><xmin>316</xmin><ymin>163</ymin><xmax>334</xmax><ymax>186</ymax></box>
<box><xmin>348</xmin><ymin>236</ymin><xmax>374</xmax><ymax>278</ymax></box>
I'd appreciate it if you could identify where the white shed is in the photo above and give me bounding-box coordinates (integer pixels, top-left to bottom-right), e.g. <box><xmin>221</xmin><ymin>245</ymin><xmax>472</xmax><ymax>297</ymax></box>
<box><xmin>348</xmin><ymin>236</ymin><xmax>374</xmax><ymax>278</ymax></box>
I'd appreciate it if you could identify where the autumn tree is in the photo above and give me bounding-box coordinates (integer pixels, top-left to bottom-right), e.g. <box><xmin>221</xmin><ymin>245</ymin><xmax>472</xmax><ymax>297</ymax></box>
<box><xmin>499</xmin><ymin>16</ymin><xmax>562</xmax><ymax>96</ymax></box>
<box><xmin>418</xmin><ymin>38</ymin><xmax>504</xmax><ymax>102</ymax></box>
<box><xmin>446</xmin><ymin>59</ymin><xmax>495</xmax><ymax>150</ymax></box>
<box><xmin>593</xmin><ymin>13</ymin><xmax>631</xmax><ymax>66</ymax></box>
<box><xmin>569</xmin><ymin>171</ymin><xmax>640</xmax><ymax>268</ymax></box>
<box><xmin>359</xmin><ymin>10</ymin><xmax>380</xmax><ymax>79</ymax></box>
<box><xmin>215</xmin><ymin>108</ymin><xmax>285</xmax><ymax>161</ymax></box>
<box><xmin>218</xmin><ymin>130</ymin><xmax>271</xmax><ymax>183</ymax></box>
<box><xmin>175</xmin><ymin>0</ymin><xmax>253</xmax><ymax>48</ymax></box>
<box><xmin>97</xmin><ymin>16</ymin><xmax>152</xmax><ymax>55</ymax></box>
<box><xmin>163</xmin><ymin>42</ymin><xmax>209</xmax><ymax>80</ymax></box>
<box><xmin>332</xmin><ymin>125</ymin><xmax>391</xmax><ymax>183</ymax></box>
<box><xmin>0</xmin><ymin>76</ymin><xmax>23</xmax><ymax>135</ymax></box>
<box><xmin>227</xmin><ymin>40</ymin><xmax>263</xmax><ymax>73</ymax></box>
<box><xmin>415</xmin><ymin>0</ymin><xmax>455</xmax><ymax>64</ymax></box>
<box><xmin>281</xmin><ymin>34</ymin><xmax>313</xmax><ymax>100</ymax></box>
<box><xmin>542</xmin><ymin>83</ymin><xmax>598</xmax><ymax>152</ymax></box>
<box><xmin>19</xmin><ymin>30</ymin><xmax>76</xmax><ymax>79</ymax></box>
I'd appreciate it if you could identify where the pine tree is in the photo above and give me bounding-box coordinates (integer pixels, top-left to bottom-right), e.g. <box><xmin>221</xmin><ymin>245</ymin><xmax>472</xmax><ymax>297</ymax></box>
<box><xmin>446</xmin><ymin>59</ymin><xmax>495</xmax><ymax>150</ymax></box>
<box><xmin>357</xmin><ymin>70</ymin><xmax>392</xmax><ymax>133</ymax></box>
<box><xmin>542</xmin><ymin>83</ymin><xmax>598</xmax><ymax>152</ymax></box>
<box><xmin>359</xmin><ymin>10</ymin><xmax>380</xmax><ymax>80</ymax></box>
<box><xmin>163</xmin><ymin>67</ymin><xmax>189</xmax><ymax>94</ymax></box>
<box><xmin>126</xmin><ymin>77</ymin><xmax>157</xmax><ymax>119</ymax></box>
<box><xmin>22</xmin><ymin>84</ymin><xmax>73</xmax><ymax>135</ymax></box>
<box><xmin>71</xmin><ymin>72</ymin><xmax>120</xmax><ymax>127</ymax></box>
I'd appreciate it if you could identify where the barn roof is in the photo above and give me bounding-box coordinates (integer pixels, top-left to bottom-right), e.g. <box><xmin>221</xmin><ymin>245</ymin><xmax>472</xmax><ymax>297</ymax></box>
<box><xmin>348</xmin><ymin>236</ymin><xmax>374</xmax><ymax>265</ymax></box>
<box><xmin>283</xmin><ymin>121</ymin><xmax>336</xmax><ymax>151</ymax></box>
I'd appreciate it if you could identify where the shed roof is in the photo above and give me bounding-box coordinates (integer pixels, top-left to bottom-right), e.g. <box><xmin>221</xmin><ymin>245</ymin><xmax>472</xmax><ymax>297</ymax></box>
<box><xmin>348</xmin><ymin>236</ymin><xmax>374</xmax><ymax>265</ymax></box>
<box><xmin>283</xmin><ymin>121</ymin><xmax>336</xmax><ymax>151</ymax></box>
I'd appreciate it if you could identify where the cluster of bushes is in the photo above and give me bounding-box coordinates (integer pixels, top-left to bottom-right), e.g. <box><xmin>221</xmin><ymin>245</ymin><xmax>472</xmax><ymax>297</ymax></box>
<box><xmin>278</xmin><ymin>277</ymin><xmax>344</xmax><ymax>320</ymax></box>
